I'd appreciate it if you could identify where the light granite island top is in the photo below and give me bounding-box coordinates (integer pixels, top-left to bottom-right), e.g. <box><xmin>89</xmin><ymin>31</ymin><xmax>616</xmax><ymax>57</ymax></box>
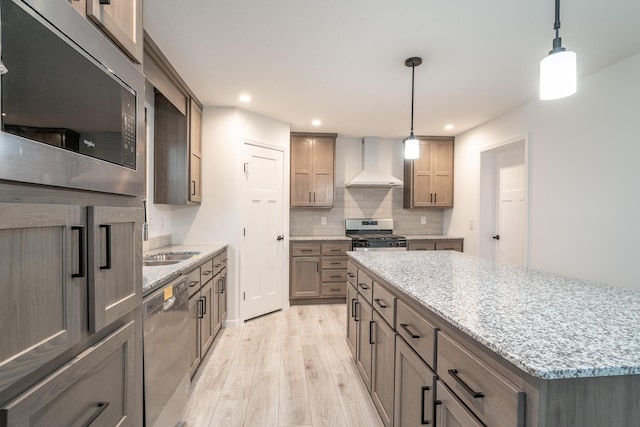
<box><xmin>347</xmin><ymin>250</ymin><xmax>640</xmax><ymax>380</ymax></box>
<box><xmin>142</xmin><ymin>243</ymin><xmax>227</xmax><ymax>295</ymax></box>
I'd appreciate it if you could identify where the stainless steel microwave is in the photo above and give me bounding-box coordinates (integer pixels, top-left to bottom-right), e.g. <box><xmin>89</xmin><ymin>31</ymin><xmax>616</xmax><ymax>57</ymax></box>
<box><xmin>0</xmin><ymin>0</ymin><xmax>145</xmax><ymax>196</ymax></box>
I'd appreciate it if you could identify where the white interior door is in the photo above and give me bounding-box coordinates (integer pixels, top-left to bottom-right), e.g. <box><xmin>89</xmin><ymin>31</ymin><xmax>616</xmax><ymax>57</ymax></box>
<box><xmin>495</xmin><ymin>146</ymin><xmax>526</xmax><ymax>266</ymax></box>
<box><xmin>241</xmin><ymin>143</ymin><xmax>285</xmax><ymax>321</ymax></box>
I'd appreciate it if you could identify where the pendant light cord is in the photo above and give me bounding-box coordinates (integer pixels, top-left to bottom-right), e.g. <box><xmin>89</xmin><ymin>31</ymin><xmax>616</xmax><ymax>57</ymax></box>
<box><xmin>410</xmin><ymin>63</ymin><xmax>415</xmax><ymax>134</ymax></box>
<box><xmin>551</xmin><ymin>0</ymin><xmax>564</xmax><ymax>52</ymax></box>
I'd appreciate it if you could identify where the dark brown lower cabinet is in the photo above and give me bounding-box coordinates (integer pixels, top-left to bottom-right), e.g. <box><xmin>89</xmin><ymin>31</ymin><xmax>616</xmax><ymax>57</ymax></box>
<box><xmin>1</xmin><ymin>321</ymin><xmax>138</xmax><ymax>426</ymax></box>
<box><xmin>355</xmin><ymin>295</ymin><xmax>373</xmax><ymax>392</ymax></box>
<box><xmin>371</xmin><ymin>311</ymin><xmax>396</xmax><ymax>427</ymax></box>
<box><xmin>394</xmin><ymin>336</ymin><xmax>437</xmax><ymax>427</ymax></box>
<box><xmin>435</xmin><ymin>380</ymin><xmax>484</xmax><ymax>427</ymax></box>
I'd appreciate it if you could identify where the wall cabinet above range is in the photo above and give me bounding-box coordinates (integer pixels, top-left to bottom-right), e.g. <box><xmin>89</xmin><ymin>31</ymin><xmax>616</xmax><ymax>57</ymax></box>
<box><xmin>404</xmin><ymin>136</ymin><xmax>454</xmax><ymax>208</ymax></box>
<box><xmin>290</xmin><ymin>132</ymin><xmax>337</xmax><ymax>208</ymax></box>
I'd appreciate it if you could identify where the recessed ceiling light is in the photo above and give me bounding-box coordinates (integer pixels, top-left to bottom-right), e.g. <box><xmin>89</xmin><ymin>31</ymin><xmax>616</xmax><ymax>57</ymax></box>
<box><xmin>312</xmin><ymin>119</ymin><xmax>322</xmax><ymax>126</ymax></box>
<box><xmin>239</xmin><ymin>94</ymin><xmax>251</xmax><ymax>103</ymax></box>
<box><xmin>444</xmin><ymin>124</ymin><xmax>454</xmax><ymax>130</ymax></box>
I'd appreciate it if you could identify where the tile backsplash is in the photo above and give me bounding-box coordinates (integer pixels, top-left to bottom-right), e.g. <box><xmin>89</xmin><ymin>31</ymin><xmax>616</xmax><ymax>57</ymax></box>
<box><xmin>290</xmin><ymin>187</ymin><xmax>444</xmax><ymax>236</ymax></box>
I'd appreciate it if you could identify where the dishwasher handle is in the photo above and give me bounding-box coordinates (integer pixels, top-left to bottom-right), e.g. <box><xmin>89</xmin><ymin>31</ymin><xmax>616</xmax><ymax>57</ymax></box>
<box><xmin>163</xmin><ymin>296</ymin><xmax>176</xmax><ymax>311</ymax></box>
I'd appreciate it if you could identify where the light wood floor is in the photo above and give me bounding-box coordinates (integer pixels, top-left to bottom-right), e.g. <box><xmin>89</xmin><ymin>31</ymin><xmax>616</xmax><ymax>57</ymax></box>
<box><xmin>179</xmin><ymin>304</ymin><xmax>384</xmax><ymax>427</ymax></box>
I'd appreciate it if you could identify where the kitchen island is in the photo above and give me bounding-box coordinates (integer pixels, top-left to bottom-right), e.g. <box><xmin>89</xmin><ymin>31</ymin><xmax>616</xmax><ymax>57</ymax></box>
<box><xmin>347</xmin><ymin>250</ymin><xmax>640</xmax><ymax>427</ymax></box>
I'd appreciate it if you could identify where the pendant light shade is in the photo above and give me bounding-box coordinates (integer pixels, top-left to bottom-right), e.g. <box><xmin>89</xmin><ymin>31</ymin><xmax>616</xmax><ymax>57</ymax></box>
<box><xmin>540</xmin><ymin>50</ymin><xmax>576</xmax><ymax>100</ymax></box>
<box><xmin>404</xmin><ymin>134</ymin><xmax>419</xmax><ymax>159</ymax></box>
<box><xmin>404</xmin><ymin>57</ymin><xmax>422</xmax><ymax>159</ymax></box>
<box><xmin>539</xmin><ymin>0</ymin><xmax>576</xmax><ymax>100</ymax></box>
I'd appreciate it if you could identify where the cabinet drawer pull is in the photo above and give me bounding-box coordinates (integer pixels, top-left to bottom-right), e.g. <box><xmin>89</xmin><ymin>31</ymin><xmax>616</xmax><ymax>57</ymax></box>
<box><xmin>351</xmin><ymin>298</ymin><xmax>357</xmax><ymax>318</ymax></box>
<box><xmin>99</xmin><ymin>224</ymin><xmax>111</xmax><ymax>270</ymax></box>
<box><xmin>330</xmin><ymin>275</ymin><xmax>342</xmax><ymax>279</ymax></box>
<box><xmin>83</xmin><ymin>401</ymin><xmax>110</xmax><ymax>427</ymax></box>
<box><xmin>369</xmin><ymin>320</ymin><xmax>375</xmax><ymax>344</ymax></box>
<box><xmin>330</xmin><ymin>262</ymin><xmax>342</xmax><ymax>265</ymax></box>
<box><xmin>215</xmin><ymin>263</ymin><xmax>221</xmax><ymax>267</ymax></box>
<box><xmin>203</xmin><ymin>270</ymin><xmax>212</xmax><ymax>276</ymax></box>
<box><xmin>448</xmin><ymin>369</ymin><xmax>484</xmax><ymax>398</ymax></box>
<box><xmin>188</xmin><ymin>280</ymin><xmax>199</xmax><ymax>288</ymax></box>
<box><xmin>400</xmin><ymin>323</ymin><xmax>420</xmax><ymax>339</ymax></box>
<box><xmin>374</xmin><ymin>298</ymin><xmax>387</xmax><ymax>308</ymax></box>
<box><xmin>330</xmin><ymin>287</ymin><xmax>340</xmax><ymax>291</ymax></box>
<box><xmin>358</xmin><ymin>283</ymin><xmax>369</xmax><ymax>290</ymax></box>
<box><xmin>348</xmin><ymin>272</ymin><xmax>355</xmax><ymax>278</ymax></box>
<box><xmin>330</xmin><ymin>249</ymin><xmax>341</xmax><ymax>252</ymax></box>
<box><xmin>72</xmin><ymin>226</ymin><xmax>85</xmax><ymax>278</ymax></box>
<box><xmin>420</xmin><ymin>386</ymin><xmax>431</xmax><ymax>425</ymax></box>
<box><xmin>301</xmin><ymin>249</ymin><xmax>313</xmax><ymax>252</ymax></box>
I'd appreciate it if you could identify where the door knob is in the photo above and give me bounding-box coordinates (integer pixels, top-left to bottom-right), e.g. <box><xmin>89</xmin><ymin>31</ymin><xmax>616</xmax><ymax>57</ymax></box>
<box><xmin>492</xmin><ymin>235</ymin><xmax>500</xmax><ymax>240</ymax></box>
<box><xmin>276</xmin><ymin>235</ymin><xmax>284</xmax><ymax>241</ymax></box>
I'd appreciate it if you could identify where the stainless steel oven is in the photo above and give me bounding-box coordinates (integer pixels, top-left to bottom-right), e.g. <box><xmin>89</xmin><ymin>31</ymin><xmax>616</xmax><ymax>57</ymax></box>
<box><xmin>346</xmin><ymin>218</ymin><xmax>407</xmax><ymax>251</ymax></box>
<box><xmin>0</xmin><ymin>0</ymin><xmax>145</xmax><ymax>196</ymax></box>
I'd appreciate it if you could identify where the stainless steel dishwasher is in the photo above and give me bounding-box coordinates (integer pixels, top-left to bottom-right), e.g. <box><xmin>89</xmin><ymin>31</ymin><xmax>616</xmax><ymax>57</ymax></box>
<box><xmin>143</xmin><ymin>276</ymin><xmax>191</xmax><ymax>427</ymax></box>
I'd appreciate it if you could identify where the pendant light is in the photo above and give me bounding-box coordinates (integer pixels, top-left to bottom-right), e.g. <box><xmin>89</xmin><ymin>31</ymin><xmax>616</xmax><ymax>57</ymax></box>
<box><xmin>404</xmin><ymin>57</ymin><xmax>422</xmax><ymax>159</ymax></box>
<box><xmin>539</xmin><ymin>0</ymin><xmax>576</xmax><ymax>100</ymax></box>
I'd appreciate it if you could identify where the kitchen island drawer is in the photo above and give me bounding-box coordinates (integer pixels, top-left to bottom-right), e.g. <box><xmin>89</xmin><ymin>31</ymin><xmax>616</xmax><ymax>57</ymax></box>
<box><xmin>347</xmin><ymin>262</ymin><xmax>357</xmax><ymax>286</ymax></box>
<box><xmin>1</xmin><ymin>321</ymin><xmax>137</xmax><ymax>427</ymax></box>
<box><xmin>372</xmin><ymin>282</ymin><xmax>396</xmax><ymax>328</ymax></box>
<box><xmin>322</xmin><ymin>256</ymin><xmax>348</xmax><ymax>270</ymax></box>
<box><xmin>396</xmin><ymin>299</ymin><xmax>437</xmax><ymax>369</ymax></box>
<box><xmin>321</xmin><ymin>283</ymin><xmax>346</xmax><ymax>296</ymax></box>
<box><xmin>356</xmin><ymin>269</ymin><xmax>374</xmax><ymax>304</ymax></box>
<box><xmin>322</xmin><ymin>269</ymin><xmax>347</xmax><ymax>282</ymax></box>
<box><xmin>322</xmin><ymin>242</ymin><xmax>350</xmax><ymax>255</ymax></box>
<box><xmin>292</xmin><ymin>243</ymin><xmax>321</xmax><ymax>256</ymax></box>
<box><xmin>186</xmin><ymin>266</ymin><xmax>201</xmax><ymax>298</ymax></box>
<box><xmin>437</xmin><ymin>331</ymin><xmax>525</xmax><ymax>427</ymax></box>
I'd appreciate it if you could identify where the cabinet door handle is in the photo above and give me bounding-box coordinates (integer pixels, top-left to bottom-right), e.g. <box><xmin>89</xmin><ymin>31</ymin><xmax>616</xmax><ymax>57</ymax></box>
<box><xmin>220</xmin><ymin>277</ymin><xmax>225</xmax><ymax>293</ymax></box>
<box><xmin>83</xmin><ymin>401</ymin><xmax>110</xmax><ymax>427</ymax></box>
<box><xmin>309</xmin><ymin>192</ymin><xmax>312</xmax><ymax>203</ymax></box>
<box><xmin>191</xmin><ymin>180</ymin><xmax>196</xmax><ymax>196</ymax></box>
<box><xmin>420</xmin><ymin>386</ymin><xmax>431</xmax><ymax>425</ymax></box>
<box><xmin>99</xmin><ymin>224</ymin><xmax>111</xmax><ymax>270</ymax></box>
<box><xmin>351</xmin><ymin>299</ymin><xmax>357</xmax><ymax>318</ymax></box>
<box><xmin>448</xmin><ymin>369</ymin><xmax>484</xmax><ymax>398</ymax></box>
<box><xmin>99</xmin><ymin>0</ymin><xmax>111</xmax><ymax>4</ymax></box>
<box><xmin>313</xmin><ymin>192</ymin><xmax>316</xmax><ymax>202</ymax></box>
<box><xmin>434</xmin><ymin>193</ymin><xmax>437</xmax><ymax>203</ymax></box>
<box><xmin>374</xmin><ymin>298</ymin><xmax>388</xmax><ymax>308</ymax></box>
<box><xmin>430</xmin><ymin>193</ymin><xmax>433</xmax><ymax>203</ymax></box>
<box><xmin>355</xmin><ymin>301</ymin><xmax>360</xmax><ymax>321</ymax></box>
<box><xmin>369</xmin><ymin>320</ymin><xmax>375</xmax><ymax>344</ymax></box>
<box><xmin>198</xmin><ymin>298</ymin><xmax>204</xmax><ymax>318</ymax></box>
<box><xmin>358</xmin><ymin>283</ymin><xmax>369</xmax><ymax>290</ymax></box>
<box><xmin>201</xmin><ymin>296</ymin><xmax>207</xmax><ymax>315</ymax></box>
<box><xmin>72</xmin><ymin>226</ymin><xmax>85</xmax><ymax>278</ymax></box>
<box><xmin>400</xmin><ymin>323</ymin><xmax>420</xmax><ymax>339</ymax></box>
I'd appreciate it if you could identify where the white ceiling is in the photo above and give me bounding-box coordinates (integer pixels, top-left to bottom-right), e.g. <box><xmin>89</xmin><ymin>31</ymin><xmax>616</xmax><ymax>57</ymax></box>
<box><xmin>144</xmin><ymin>0</ymin><xmax>640</xmax><ymax>138</ymax></box>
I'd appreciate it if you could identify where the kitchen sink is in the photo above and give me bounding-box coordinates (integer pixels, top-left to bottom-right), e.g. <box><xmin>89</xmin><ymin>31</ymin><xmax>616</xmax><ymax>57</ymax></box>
<box><xmin>143</xmin><ymin>260</ymin><xmax>182</xmax><ymax>266</ymax></box>
<box><xmin>143</xmin><ymin>251</ymin><xmax>199</xmax><ymax>266</ymax></box>
<box><xmin>143</xmin><ymin>252</ymin><xmax>199</xmax><ymax>262</ymax></box>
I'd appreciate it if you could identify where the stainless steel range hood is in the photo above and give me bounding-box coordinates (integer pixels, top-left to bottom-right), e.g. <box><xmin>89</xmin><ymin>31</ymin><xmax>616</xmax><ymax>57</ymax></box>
<box><xmin>345</xmin><ymin>137</ymin><xmax>403</xmax><ymax>187</ymax></box>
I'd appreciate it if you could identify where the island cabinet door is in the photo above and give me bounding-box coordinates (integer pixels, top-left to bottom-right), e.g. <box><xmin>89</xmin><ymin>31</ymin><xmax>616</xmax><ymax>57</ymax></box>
<box><xmin>394</xmin><ymin>336</ymin><xmax>437</xmax><ymax>427</ymax></box>
<box><xmin>435</xmin><ymin>380</ymin><xmax>484</xmax><ymax>427</ymax></box>
<box><xmin>0</xmin><ymin>203</ymin><xmax>85</xmax><ymax>396</ymax></box>
<box><xmin>355</xmin><ymin>295</ymin><xmax>373</xmax><ymax>392</ymax></box>
<box><xmin>346</xmin><ymin>283</ymin><xmax>358</xmax><ymax>358</ymax></box>
<box><xmin>87</xmin><ymin>206</ymin><xmax>142</xmax><ymax>333</ymax></box>
<box><xmin>371</xmin><ymin>311</ymin><xmax>396</xmax><ymax>427</ymax></box>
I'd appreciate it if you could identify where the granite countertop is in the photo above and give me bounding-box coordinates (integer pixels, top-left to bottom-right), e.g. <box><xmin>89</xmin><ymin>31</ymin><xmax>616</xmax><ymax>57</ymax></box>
<box><xmin>403</xmin><ymin>234</ymin><xmax>464</xmax><ymax>240</ymax></box>
<box><xmin>142</xmin><ymin>243</ymin><xmax>227</xmax><ymax>295</ymax></box>
<box><xmin>347</xmin><ymin>251</ymin><xmax>640</xmax><ymax>380</ymax></box>
<box><xmin>290</xmin><ymin>235</ymin><xmax>351</xmax><ymax>241</ymax></box>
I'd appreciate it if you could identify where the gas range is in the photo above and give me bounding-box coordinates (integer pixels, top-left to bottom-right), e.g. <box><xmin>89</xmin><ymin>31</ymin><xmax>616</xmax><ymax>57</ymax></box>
<box><xmin>345</xmin><ymin>219</ymin><xmax>407</xmax><ymax>251</ymax></box>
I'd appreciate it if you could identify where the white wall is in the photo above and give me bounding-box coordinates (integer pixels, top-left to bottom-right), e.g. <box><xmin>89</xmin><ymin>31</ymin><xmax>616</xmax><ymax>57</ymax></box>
<box><xmin>446</xmin><ymin>52</ymin><xmax>640</xmax><ymax>290</ymax></box>
<box><xmin>172</xmin><ymin>107</ymin><xmax>290</xmax><ymax>324</ymax></box>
